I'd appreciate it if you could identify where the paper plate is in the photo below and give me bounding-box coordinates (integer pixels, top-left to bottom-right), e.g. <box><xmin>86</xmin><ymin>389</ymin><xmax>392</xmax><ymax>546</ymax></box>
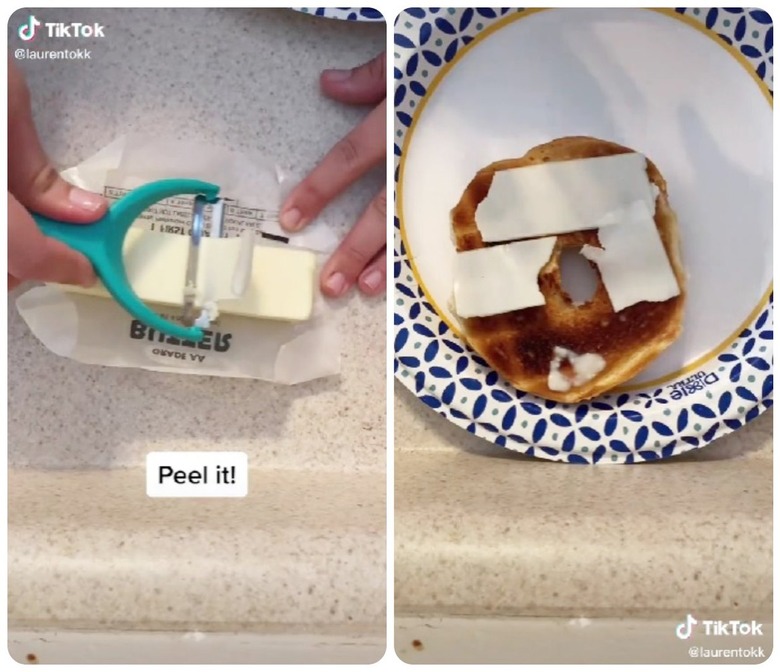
<box><xmin>291</xmin><ymin>7</ymin><xmax>384</xmax><ymax>22</ymax></box>
<box><xmin>393</xmin><ymin>8</ymin><xmax>773</xmax><ymax>464</ymax></box>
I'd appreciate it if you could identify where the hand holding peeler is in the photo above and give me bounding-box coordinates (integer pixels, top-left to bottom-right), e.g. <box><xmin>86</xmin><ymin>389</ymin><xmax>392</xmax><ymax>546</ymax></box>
<box><xmin>33</xmin><ymin>178</ymin><xmax>223</xmax><ymax>343</ymax></box>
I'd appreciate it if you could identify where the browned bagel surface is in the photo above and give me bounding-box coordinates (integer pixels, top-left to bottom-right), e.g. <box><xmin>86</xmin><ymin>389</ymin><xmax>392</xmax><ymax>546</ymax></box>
<box><xmin>450</xmin><ymin>136</ymin><xmax>686</xmax><ymax>403</ymax></box>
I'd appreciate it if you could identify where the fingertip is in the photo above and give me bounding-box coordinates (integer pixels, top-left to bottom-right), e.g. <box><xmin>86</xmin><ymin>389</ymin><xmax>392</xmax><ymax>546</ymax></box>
<box><xmin>358</xmin><ymin>268</ymin><xmax>385</xmax><ymax>296</ymax></box>
<box><xmin>28</xmin><ymin>185</ymin><xmax>109</xmax><ymax>225</ymax></box>
<box><xmin>321</xmin><ymin>271</ymin><xmax>349</xmax><ymax>298</ymax></box>
<box><xmin>320</xmin><ymin>65</ymin><xmax>385</xmax><ymax>106</ymax></box>
<box><xmin>321</xmin><ymin>69</ymin><xmax>351</xmax><ymax>87</ymax></box>
<box><xmin>320</xmin><ymin>80</ymin><xmax>354</xmax><ymax>106</ymax></box>
<box><xmin>279</xmin><ymin>206</ymin><xmax>306</xmax><ymax>233</ymax></box>
<box><xmin>68</xmin><ymin>186</ymin><xmax>108</xmax><ymax>217</ymax></box>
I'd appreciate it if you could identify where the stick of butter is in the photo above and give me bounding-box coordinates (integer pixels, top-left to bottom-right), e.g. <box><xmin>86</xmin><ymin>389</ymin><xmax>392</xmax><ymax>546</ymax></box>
<box><xmin>58</xmin><ymin>228</ymin><xmax>317</xmax><ymax>322</ymax></box>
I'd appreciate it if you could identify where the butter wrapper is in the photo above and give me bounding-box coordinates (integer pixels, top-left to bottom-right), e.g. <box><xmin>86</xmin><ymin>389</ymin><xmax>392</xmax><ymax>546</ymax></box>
<box><xmin>15</xmin><ymin>134</ymin><xmax>341</xmax><ymax>384</ymax></box>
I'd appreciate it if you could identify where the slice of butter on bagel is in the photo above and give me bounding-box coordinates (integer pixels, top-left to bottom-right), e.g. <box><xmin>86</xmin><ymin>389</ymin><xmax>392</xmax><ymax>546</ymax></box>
<box><xmin>450</xmin><ymin>136</ymin><xmax>686</xmax><ymax>403</ymax></box>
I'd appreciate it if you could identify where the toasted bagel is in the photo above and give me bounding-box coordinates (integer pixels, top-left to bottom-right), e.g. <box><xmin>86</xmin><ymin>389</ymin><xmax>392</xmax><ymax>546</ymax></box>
<box><xmin>450</xmin><ymin>136</ymin><xmax>686</xmax><ymax>403</ymax></box>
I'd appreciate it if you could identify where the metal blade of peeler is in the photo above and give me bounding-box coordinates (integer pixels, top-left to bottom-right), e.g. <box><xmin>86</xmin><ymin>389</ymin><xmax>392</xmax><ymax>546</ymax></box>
<box><xmin>182</xmin><ymin>195</ymin><xmax>207</xmax><ymax>326</ymax></box>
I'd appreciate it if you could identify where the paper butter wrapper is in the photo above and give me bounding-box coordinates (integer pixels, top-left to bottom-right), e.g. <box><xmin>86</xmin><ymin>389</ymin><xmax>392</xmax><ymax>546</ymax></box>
<box><xmin>16</xmin><ymin>134</ymin><xmax>341</xmax><ymax>384</ymax></box>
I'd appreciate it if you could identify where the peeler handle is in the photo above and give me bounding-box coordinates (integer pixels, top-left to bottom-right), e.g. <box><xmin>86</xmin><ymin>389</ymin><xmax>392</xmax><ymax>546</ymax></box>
<box><xmin>33</xmin><ymin>179</ymin><xmax>221</xmax><ymax>342</ymax></box>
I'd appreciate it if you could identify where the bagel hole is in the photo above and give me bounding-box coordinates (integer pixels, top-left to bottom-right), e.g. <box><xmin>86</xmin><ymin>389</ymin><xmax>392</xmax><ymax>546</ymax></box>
<box><xmin>560</xmin><ymin>247</ymin><xmax>599</xmax><ymax>306</ymax></box>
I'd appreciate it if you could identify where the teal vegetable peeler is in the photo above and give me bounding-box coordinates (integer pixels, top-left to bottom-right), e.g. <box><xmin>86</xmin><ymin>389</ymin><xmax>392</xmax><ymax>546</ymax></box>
<box><xmin>33</xmin><ymin>178</ymin><xmax>223</xmax><ymax>343</ymax></box>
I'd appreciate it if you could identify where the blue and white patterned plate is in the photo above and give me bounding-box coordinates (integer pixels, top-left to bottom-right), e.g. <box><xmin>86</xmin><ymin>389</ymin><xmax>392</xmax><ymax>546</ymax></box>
<box><xmin>394</xmin><ymin>8</ymin><xmax>773</xmax><ymax>464</ymax></box>
<box><xmin>291</xmin><ymin>7</ymin><xmax>384</xmax><ymax>22</ymax></box>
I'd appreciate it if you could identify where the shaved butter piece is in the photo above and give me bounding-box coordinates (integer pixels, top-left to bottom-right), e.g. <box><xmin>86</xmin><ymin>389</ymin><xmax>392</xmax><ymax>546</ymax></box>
<box><xmin>194</xmin><ymin>301</ymin><xmax>219</xmax><ymax>329</ymax></box>
<box><xmin>196</xmin><ymin>230</ymin><xmax>256</xmax><ymax>304</ymax></box>
<box><xmin>548</xmin><ymin>346</ymin><xmax>606</xmax><ymax>392</ymax></box>
<box><xmin>61</xmin><ymin>228</ymin><xmax>316</xmax><ymax>322</ymax></box>
<box><xmin>475</xmin><ymin>153</ymin><xmax>656</xmax><ymax>242</ymax></box>
<box><xmin>230</xmin><ymin>230</ymin><xmax>255</xmax><ymax>296</ymax></box>
<box><xmin>453</xmin><ymin>237</ymin><xmax>556</xmax><ymax>318</ymax></box>
<box><xmin>581</xmin><ymin>207</ymin><xmax>680</xmax><ymax>312</ymax></box>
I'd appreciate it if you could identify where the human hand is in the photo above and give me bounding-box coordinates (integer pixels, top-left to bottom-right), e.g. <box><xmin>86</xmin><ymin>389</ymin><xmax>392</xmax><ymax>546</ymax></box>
<box><xmin>7</xmin><ymin>59</ymin><xmax>108</xmax><ymax>291</ymax></box>
<box><xmin>280</xmin><ymin>52</ymin><xmax>386</xmax><ymax>298</ymax></box>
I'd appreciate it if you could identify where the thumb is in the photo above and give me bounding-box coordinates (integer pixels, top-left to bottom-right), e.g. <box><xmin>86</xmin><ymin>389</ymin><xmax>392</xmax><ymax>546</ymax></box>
<box><xmin>320</xmin><ymin>52</ymin><xmax>386</xmax><ymax>106</ymax></box>
<box><xmin>8</xmin><ymin>192</ymin><xmax>96</xmax><ymax>287</ymax></box>
<box><xmin>7</xmin><ymin>60</ymin><xmax>107</xmax><ymax>223</ymax></box>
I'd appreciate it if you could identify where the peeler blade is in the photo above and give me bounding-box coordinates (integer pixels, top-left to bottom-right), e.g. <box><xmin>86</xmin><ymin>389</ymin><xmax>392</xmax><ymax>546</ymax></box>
<box><xmin>182</xmin><ymin>195</ymin><xmax>207</xmax><ymax>326</ymax></box>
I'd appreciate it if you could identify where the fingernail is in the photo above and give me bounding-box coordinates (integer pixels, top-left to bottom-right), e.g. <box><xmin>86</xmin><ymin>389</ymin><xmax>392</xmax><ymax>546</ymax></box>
<box><xmin>361</xmin><ymin>269</ymin><xmax>384</xmax><ymax>292</ymax></box>
<box><xmin>324</xmin><ymin>68</ymin><xmax>352</xmax><ymax>82</ymax></box>
<box><xmin>280</xmin><ymin>207</ymin><xmax>303</xmax><ymax>231</ymax></box>
<box><xmin>324</xmin><ymin>272</ymin><xmax>347</xmax><ymax>297</ymax></box>
<box><xmin>69</xmin><ymin>187</ymin><xmax>104</xmax><ymax>212</ymax></box>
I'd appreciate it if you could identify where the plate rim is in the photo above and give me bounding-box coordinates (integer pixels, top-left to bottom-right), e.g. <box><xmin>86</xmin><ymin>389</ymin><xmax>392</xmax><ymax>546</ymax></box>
<box><xmin>290</xmin><ymin>7</ymin><xmax>385</xmax><ymax>22</ymax></box>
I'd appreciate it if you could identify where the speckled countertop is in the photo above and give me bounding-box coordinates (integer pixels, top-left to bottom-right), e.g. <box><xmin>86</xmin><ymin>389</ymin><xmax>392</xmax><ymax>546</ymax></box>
<box><xmin>395</xmin><ymin>380</ymin><xmax>772</xmax><ymax>620</ymax></box>
<box><xmin>7</xmin><ymin>7</ymin><xmax>385</xmax><ymax>641</ymax></box>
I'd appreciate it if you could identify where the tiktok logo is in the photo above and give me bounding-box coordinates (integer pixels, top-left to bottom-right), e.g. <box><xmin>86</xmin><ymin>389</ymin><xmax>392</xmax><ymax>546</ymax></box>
<box><xmin>18</xmin><ymin>15</ymin><xmax>41</xmax><ymax>42</ymax></box>
<box><xmin>676</xmin><ymin>614</ymin><xmax>698</xmax><ymax>640</ymax></box>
